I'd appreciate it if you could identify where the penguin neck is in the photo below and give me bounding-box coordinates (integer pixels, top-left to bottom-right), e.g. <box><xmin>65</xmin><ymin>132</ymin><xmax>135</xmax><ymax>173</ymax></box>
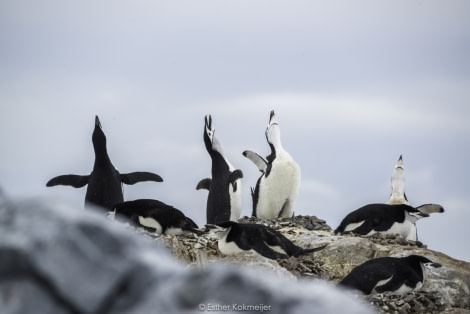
<box><xmin>93</xmin><ymin>139</ymin><xmax>112</xmax><ymax>167</ymax></box>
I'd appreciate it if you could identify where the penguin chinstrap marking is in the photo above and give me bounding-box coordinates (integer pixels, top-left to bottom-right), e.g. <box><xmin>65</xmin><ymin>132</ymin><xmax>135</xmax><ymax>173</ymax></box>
<box><xmin>243</xmin><ymin>110</ymin><xmax>301</xmax><ymax>219</ymax></box>
<box><xmin>334</xmin><ymin>203</ymin><xmax>444</xmax><ymax>241</ymax></box>
<box><xmin>113</xmin><ymin>199</ymin><xmax>201</xmax><ymax>236</ymax></box>
<box><xmin>387</xmin><ymin>155</ymin><xmax>408</xmax><ymax>205</ymax></box>
<box><xmin>339</xmin><ymin>255</ymin><xmax>441</xmax><ymax>295</ymax></box>
<box><xmin>46</xmin><ymin>116</ymin><xmax>163</xmax><ymax>211</ymax></box>
<box><xmin>207</xmin><ymin>221</ymin><xmax>326</xmax><ymax>260</ymax></box>
<box><xmin>196</xmin><ymin>115</ymin><xmax>243</xmax><ymax>224</ymax></box>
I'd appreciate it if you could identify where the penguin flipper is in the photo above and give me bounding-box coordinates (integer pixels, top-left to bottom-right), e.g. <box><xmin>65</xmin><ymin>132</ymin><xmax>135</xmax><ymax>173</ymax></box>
<box><xmin>229</xmin><ymin>169</ymin><xmax>243</xmax><ymax>183</ymax></box>
<box><xmin>120</xmin><ymin>172</ymin><xmax>163</xmax><ymax>185</ymax></box>
<box><xmin>293</xmin><ymin>244</ymin><xmax>327</xmax><ymax>257</ymax></box>
<box><xmin>416</xmin><ymin>203</ymin><xmax>444</xmax><ymax>214</ymax></box>
<box><xmin>196</xmin><ymin>178</ymin><xmax>212</xmax><ymax>190</ymax></box>
<box><xmin>46</xmin><ymin>175</ymin><xmax>89</xmax><ymax>188</ymax></box>
<box><xmin>254</xmin><ymin>241</ymin><xmax>289</xmax><ymax>260</ymax></box>
<box><xmin>242</xmin><ymin>150</ymin><xmax>267</xmax><ymax>173</ymax></box>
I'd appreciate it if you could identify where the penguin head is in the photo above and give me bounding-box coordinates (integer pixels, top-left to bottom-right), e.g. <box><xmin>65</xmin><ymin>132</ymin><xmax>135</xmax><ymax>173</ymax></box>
<box><xmin>92</xmin><ymin>115</ymin><xmax>107</xmax><ymax>154</ymax></box>
<box><xmin>184</xmin><ymin>217</ymin><xmax>199</xmax><ymax>230</ymax></box>
<box><xmin>407</xmin><ymin>255</ymin><xmax>442</xmax><ymax>270</ymax></box>
<box><xmin>395</xmin><ymin>155</ymin><xmax>404</xmax><ymax>169</ymax></box>
<box><xmin>389</xmin><ymin>154</ymin><xmax>407</xmax><ymax>204</ymax></box>
<box><xmin>206</xmin><ymin>221</ymin><xmax>235</xmax><ymax>239</ymax></box>
<box><xmin>265</xmin><ymin>110</ymin><xmax>282</xmax><ymax>148</ymax></box>
<box><xmin>203</xmin><ymin>115</ymin><xmax>224</xmax><ymax>155</ymax></box>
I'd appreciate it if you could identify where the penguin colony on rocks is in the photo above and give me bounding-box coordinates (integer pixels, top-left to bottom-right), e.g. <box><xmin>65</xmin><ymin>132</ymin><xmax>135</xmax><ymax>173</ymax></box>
<box><xmin>46</xmin><ymin>113</ymin><xmax>445</xmax><ymax>297</ymax></box>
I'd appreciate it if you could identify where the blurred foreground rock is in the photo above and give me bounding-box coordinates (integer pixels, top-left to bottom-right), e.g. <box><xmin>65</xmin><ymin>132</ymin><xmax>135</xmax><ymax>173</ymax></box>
<box><xmin>0</xmin><ymin>195</ymin><xmax>373</xmax><ymax>314</ymax></box>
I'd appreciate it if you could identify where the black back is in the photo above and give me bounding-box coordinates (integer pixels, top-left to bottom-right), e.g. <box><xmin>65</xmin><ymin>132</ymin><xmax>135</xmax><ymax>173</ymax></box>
<box><xmin>334</xmin><ymin>203</ymin><xmax>420</xmax><ymax>235</ymax></box>
<box><xmin>114</xmin><ymin>199</ymin><xmax>198</xmax><ymax>232</ymax></box>
<box><xmin>203</xmin><ymin>116</ymin><xmax>240</xmax><ymax>224</ymax></box>
<box><xmin>46</xmin><ymin>116</ymin><xmax>163</xmax><ymax>211</ymax></box>
<box><xmin>217</xmin><ymin>221</ymin><xmax>308</xmax><ymax>259</ymax></box>
<box><xmin>339</xmin><ymin>255</ymin><xmax>435</xmax><ymax>294</ymax></box>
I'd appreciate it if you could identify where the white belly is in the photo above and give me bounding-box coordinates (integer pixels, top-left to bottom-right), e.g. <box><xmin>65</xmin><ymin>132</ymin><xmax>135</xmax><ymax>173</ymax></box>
<box><xmin>256</xmin><ymin>156</ymin><xmax>300</xmax><ymax>219</ymax></box>
<box><xmin>229</xmin><ymin>179</ymin><xmax>242</xmax><ymax>221</ymax></box>
<box><xmin>138</xmin><ymin>216</ymin><xmax>163</xmax><ymax>235</ymax></box>
<box><xmin>218</xmin><ymin>232</ymin><xmax>249</xmax><ymax>255</ymax></box>
<box><xmin>365</xmin><ymin>220</ymin><xmax>417</xmax><ymax>240</ymax></box>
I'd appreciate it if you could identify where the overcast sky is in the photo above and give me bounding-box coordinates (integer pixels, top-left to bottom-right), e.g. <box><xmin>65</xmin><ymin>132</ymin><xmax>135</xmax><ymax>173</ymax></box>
<box><xmin>1</xmin><ymin>1</ymin><xmax>469</xmax><ymax>262</ymax></box>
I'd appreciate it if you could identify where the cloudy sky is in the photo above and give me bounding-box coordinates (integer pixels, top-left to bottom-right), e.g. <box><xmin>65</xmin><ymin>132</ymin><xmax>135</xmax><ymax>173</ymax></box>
<box><xmin>1</xmin><ymin>1</ymin><xmax>469</xmax><ymax>262</ymax></box>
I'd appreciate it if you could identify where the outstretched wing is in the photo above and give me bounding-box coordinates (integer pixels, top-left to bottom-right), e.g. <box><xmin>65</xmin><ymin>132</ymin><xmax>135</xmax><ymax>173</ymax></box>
<box><xmin>242</xmin><ymin>150</ymin><xmax>267</xmax><ymax>173</ymax></box>
<box><xmin>46</xmin><ymin>175</ymin><xmax>89</xmax><ymax>188</ymax></box>
<box><xmin>120</xmin><ymin>172</ymin><xmax>163</xmax><ymax>185</ymax></box>
<box><xmin>196</xmin><ymin>178</ymin><xmax>212</xmax><ymax>190</ymax></box>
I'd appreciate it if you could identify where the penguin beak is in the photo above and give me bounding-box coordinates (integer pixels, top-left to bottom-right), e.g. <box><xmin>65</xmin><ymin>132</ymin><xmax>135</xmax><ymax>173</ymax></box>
<box><xmin>268</xmin><ymin>110</ymin><xmax>278</xmax><ymax>127</ymax></box>
<box><xmin>205</xmin><ymin>224</ymin><xmax>228</xmax><ymax>237</ymax></box>
<box><xmin>95</xmin><ymin>115</ymin><xmax>102</xmax><ymax>129</ymax></box>
<box><xmin>205</xmin><ymin>224</ymin><xmax>223</xmax><ymax>231</ymax></box>
<box><xmin>424</xmin><ymin>261</ymin><xmax>442</xmax><ymax>269</ymax></box>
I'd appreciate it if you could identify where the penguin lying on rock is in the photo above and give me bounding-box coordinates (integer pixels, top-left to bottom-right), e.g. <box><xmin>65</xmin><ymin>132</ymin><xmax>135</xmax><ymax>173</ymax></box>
<box><xmin>47</xmin><ymin>116</ymin><xmax>163</xmax><ymax>210</ymax></box>
<box><xmin>113</xmin><ymin>199</ymin><xmax>201</xmax><ymax>236</ymax></box>
<box><xmin>207</xmin><ymin>221</ymin><xmax>326</xmax><ymax>260</ymax></box>
<box><xmin>339</xmin><ymin>255</ymin><xmax>441</xmax><ymax>295</ymax></box>
<box><xmin>334</xmin><ymin>203</ymin><xmax>444</xmax><ymax>241</ymax></box>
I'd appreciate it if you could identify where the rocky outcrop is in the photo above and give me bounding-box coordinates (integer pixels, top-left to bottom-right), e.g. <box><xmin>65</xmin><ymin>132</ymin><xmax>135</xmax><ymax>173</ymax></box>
<box><xmin>154</xmin><ymin>216</ymin><xmax>470</xmax><ymax>313</ymax></box>
<box><xmin>0</xmin><ymin>195</ymin><xmax>374</xmax><ymax>314</ymax></box>
<box><xmin>1</xmin><ymin>192</ymin><xmax>468</xmax><ymax>314</ymax></box>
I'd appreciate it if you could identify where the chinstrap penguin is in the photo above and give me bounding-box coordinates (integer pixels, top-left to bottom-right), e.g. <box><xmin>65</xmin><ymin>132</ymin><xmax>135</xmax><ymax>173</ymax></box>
<box><xmin>386</xmin><ymin>155</ymin><xmax>445</xmax><ymax>216</ymax></box>
<box><xmin>46</xmin><ymin>116</ymin><xmax>163</xmax><ymax>210</ymax></box>
<box><xmin>387</xmin><ymin>155</ymin><xmax>408</xmax><ymax>205</ymax></box>
<box><xmin>334</xmin><ymin>203</ymin><xmax>444</xmax><ymax>241</ymax></box>
<box><xmin>339</xmin><ymin>255</ymin><xmax>441</xmax><ymax>295</ymax></box>
<box><xmin>196</xmin><ymin>115</ymin><xmax>243</xmax><ymax>224</ymax></box>
<box><xmin>243</xmin><ymin>110</ymin><xmax>300</xmax><ymax>219</ymax></box>
<box><xmin>113</xmin><ymin>199</ymin><xmax>200</xmax><ymax>236</ymax></box>
<box><xmin>207</xmin><ymin>221</ymin><xmax>326</xmax><ymax>260</ymax></box>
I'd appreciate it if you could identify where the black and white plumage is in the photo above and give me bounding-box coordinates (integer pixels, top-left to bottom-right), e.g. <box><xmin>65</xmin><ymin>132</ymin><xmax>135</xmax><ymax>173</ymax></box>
<box><xmin>243</xmin><ymin>110</ymin><xmax>301</xmax><ymax>219</ymax></box>
<box><xmin>387</xmin><ymin>155</ymin><xmax>408</xmax><ymax>205</ymax></box>
<box><xmin>334</xmin><ymin>203</ymin><xmax>444</xmax><ymax>241</ymax></box>
<box><xmin>113</xmin><ymin>199</ymin><xmax>200</xmax><ymax>236</ymax></box>
<box><xmin>46</xmin><ymin>116</ymin><xmax>163</xmax><ymax>210</ymax></box>
<box><xmin>339</xmin><ymin>255</ymin><xmax>441</xmax><ymax>295</ymax></box>
<box><xmin>197</xmin><ymin>115</ymin><xmax>243</xmax><ymax>224</ymax></box>
<box><xmin>385</xmin><ymin>155</ymin><xmax>445</xmax><ymax>216</ymax></box>
<box><xmin>207</xmin><ymin>221</ymin><xmax>326</xmax><ymax>260</ymax></box>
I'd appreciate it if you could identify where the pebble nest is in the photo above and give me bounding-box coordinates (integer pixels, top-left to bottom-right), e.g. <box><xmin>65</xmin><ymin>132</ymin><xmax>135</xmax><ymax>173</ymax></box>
<box><xmin>237</xmin><ymin>214</ymin><xmax>332</xmax><ymax>231</ymax></box>
<box><xmin>364</xmin><ymin>291</ymin><xmax>447</xmax><ymax>314</ymax></box>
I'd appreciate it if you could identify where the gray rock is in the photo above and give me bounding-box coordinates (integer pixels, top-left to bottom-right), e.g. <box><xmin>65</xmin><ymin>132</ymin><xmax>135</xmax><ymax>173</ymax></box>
<box><xmin>0</xmin><ymin>195</ymin><xmax>373</xmax><ymax>314</ymax></box>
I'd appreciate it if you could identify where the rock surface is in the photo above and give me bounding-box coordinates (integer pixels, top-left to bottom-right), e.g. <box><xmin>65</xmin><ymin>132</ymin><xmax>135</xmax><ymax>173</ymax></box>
<box><xmin>154</xmin><ymin>216</ymin><xmax>470</xmax><ymax>313</ymax></box>
<box><xmin>0</xmin><ymin>195</ymin><xmax>374</xmax><ymax>314</ymax></box>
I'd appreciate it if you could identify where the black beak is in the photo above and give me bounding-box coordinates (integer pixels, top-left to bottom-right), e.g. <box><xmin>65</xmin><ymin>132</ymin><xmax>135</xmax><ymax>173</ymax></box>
<box><xmin>95</xmin><ymin>115</ymin><xmax>102</xmax><ymax>128</ymax></box>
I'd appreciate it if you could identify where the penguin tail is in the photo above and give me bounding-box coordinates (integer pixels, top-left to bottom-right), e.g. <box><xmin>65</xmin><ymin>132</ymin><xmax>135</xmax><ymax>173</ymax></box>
<box><xmin>293</xmin><ymin>244</ymin><xmax>327</xmax><ymax>257</ymax></box>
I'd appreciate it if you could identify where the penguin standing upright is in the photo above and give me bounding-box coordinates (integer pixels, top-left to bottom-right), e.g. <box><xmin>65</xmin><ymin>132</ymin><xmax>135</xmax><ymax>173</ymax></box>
<box><xmin>197</xmin><ymin>115</ymin><xmax>243</xmax><ymax>224</ymax></box>
<box><xmin>339</xmin><ymin>255</ymin><xmax>441</xmax><ymax>294</ymax></box>
<box><xmin>385</xmin><ymin>155</ymin><xmax>445</xmax><ymax>217</ymax></box>
<box><xmin>47</xmin><ymin>116</ymin><xmax>163</xmax><ymax>210</ymax></box>
<box><xmin>387</xmin><ymin>155</ymin><xmax>408</xmax><ymax>205</ymax></box>
<box><xmin>243</xmin><ymin>110</ymin><xmax>301</xmax><ymax>219</ymax></box>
